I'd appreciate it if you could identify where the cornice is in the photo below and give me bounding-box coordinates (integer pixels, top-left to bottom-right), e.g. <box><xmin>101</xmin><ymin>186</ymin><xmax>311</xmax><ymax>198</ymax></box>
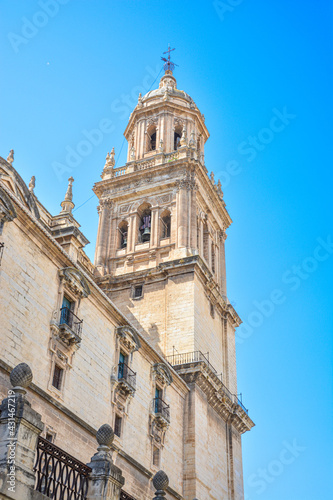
<box><xmin>98</xmin><ymin>255</ymin><xmax>241</xmax><ymax>326</ymax></box>
<box><xmin>172</xmin><ymin>363</ymin><xmax>254</xmax><ymax>434</ymax></box>
<box><xmin>124</xmin><ymin>101</ymin><xmax>209</xmax><ymax>142</ymax></box>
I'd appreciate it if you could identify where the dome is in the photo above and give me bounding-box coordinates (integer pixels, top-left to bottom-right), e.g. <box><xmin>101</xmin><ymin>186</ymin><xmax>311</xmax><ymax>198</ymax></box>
<box><xmin>142</xmin><ymin>70</ymin><xmax>196</xmax><ymax>108</ymax></box>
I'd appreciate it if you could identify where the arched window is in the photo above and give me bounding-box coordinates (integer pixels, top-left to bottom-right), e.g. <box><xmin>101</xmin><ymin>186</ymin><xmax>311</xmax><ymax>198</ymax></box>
<box><xmin>118</xmin><ymin>220</ymin><xmax>128</xmax><ymax>249</ymax></box>
<box><xmin>160</xmin><ymin>210</ymin><xmax>171</xmax><ymax>239</ymax></box>
<box><xmin>147</xmin><ymin>126</ymin><xmax>157</xmax><ymax>151</ymax></box>
<box><xmin>174</xmin><ymin>125</ymin><xmax>182</xmax><ymax>150</ymax></box>
<box><xmin>138</xmin><ymin>203</ymin><xmax>152</xmax><ymax>243</ymax></box>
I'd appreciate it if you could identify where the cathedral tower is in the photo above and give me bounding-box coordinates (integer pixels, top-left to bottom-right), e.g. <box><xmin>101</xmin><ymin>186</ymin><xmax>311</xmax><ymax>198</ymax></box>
<box><xmin>93</xmin><ymin>61</ymin><xmax>254</xmax><ymax>499</ymax></box>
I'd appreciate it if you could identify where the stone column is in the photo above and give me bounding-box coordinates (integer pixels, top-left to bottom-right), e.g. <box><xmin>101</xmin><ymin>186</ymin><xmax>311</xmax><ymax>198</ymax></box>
<box><xmin>0</xmin><ymin>363</ymin><xmax>44</xmax><ymax>498</ymax></box>
<box><xmin>177</xmin><ymin>183</ymin><xmax>187</xmax><ymax>248</ymax></box>
<box><xmin>189</xmin><ymin>185</ymin><xmax>197</xmax><ymax>251</ymax></box>
<box><xmin>127</xmin><ymin>213</ymin><xmax>138</xmax><ymax>253</ymax></box>
<box><xmin>152</xmin><ymin>470</ymin><xmax>169</xmax><ymax>500</ymax></box>
<box><xmin>86</xmin><ymin>424</ymin><xmax>125</xmax><ymax>500</ymax></box>
<box><xmin>199</xmin><ymin>219</ymin><xmax>204</xmax><ymax>256</ymax></box>
<box><xmin>219</xmin><ymin>231</ymin><xmax>227</xmax><ymax>297</ymax></box>
<box><xmin>95</xmin><ymin>200</ymin><xmax>112</xmax><ymax>271</ymax></box>
<box><xmin>151</xmin><ymin>207</ymin><xmax>159</xmax><ymax>247</ymax></box>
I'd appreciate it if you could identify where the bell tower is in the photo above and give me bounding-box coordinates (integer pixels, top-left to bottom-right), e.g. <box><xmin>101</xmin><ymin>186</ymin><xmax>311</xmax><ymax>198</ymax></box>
<box><xmin>93</xmin><ymin>56</ymin><xmax>254</xmax><ymax>499</ymax></box>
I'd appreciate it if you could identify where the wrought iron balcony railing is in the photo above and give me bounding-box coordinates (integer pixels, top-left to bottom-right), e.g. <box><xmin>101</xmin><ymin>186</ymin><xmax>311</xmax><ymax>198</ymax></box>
<box><xmin>167</xmin><ymin>350</ymin><xmax>249</xmax><ymax>414</ymax></box>
<box><xmin>59</xmin><ymin>306</ymin><xmax>83</xmax><ymax>338</ymax></box>
<box><xmin>166</xmin><ymin>350</ymin><xmax>217</xmax><ymax>374</ymax></box>
<box><xmin>152</xmin><ymin>397</ymin><xmax>170</xmax><ymax>423</ymax></box>
<box><xmin>118</xmin><ymin>362</ymin><xmax>136</xmax><ymax>391</ymax></box>
<box><xmin>34</xmin><ymin>436</ymin><xmax>91</xmax><ymax>500</ymax></box>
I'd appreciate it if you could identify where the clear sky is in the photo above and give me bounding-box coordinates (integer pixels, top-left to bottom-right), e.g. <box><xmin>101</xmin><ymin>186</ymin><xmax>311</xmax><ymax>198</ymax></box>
<box><xmin>1</xmin><ymin>1</ymin><xmax>332</xmax><ymax>499</ymax></box>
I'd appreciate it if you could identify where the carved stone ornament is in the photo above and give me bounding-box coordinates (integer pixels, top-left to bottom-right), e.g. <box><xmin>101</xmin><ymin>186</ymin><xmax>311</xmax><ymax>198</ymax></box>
<box><xmin>58</xmin><ymin>267</ymin><xmax>91</xmax><ymax>298</ymax></box>
<box><xmin>100</xmin><ymin>198</ymin><xmax>113</xmax><ymax>210</ymax></box>
<box><xmin>0</xmin><ymin>186</ymin><xmax>17</xmax><ymax>225</ymax></box>
<box><xmin>115</xmin><ymin>326</ymin><xmax>141</xmax><ymax>353</ymax></box>
<box><xmin>152</xmin><ymin>363</ymin><xmax>173</xmax><ymax>387</ymax></box>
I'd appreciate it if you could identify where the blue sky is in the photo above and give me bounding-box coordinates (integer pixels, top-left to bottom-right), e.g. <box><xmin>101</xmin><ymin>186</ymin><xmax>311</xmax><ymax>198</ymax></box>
<box><xmin>1</xmin><ymin>1</ymin><xmax>332</xmax><ymax>499</ymax></box>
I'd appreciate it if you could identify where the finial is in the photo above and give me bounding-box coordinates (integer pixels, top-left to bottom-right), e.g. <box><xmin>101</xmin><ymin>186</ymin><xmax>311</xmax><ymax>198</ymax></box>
<box><xmin>109</xmin><ymin>147</ymin><xmax>115</xmax><ymax>167</ymax></box>
<box><xmin>64</xmin><ymin>176</ymin><xmax>74</xmax><ymax>202</ymax></box>
<box><xmin>210</xmin><ymin>172</ymin><xmax>215</xmax><ymax>184</ymax></box>
<box><xmin>217</xmin><ymin>179</ymin><xmax>223</xmax><ymax>198</ymax></box>
<box><xmin>96</xmin><ymin>424</ymin><xmax>114</xmax><ymax>451</ymax></box>
<box><xmin>104</xmin><ymin>147</ymin><xmax>115</xmax><ymax>169</ymax></box>
<box><xmin>180</xmin><ymin>126</ymin><xmax>187</xmax><ymax>147</ymax></box>
<box><xmin>60</xmin><ymin>177</ymin><xmax>75</xmax><ymax>214</ymax></box>
<box><xmin>29</xmin><ymin>176</ymin><xmax>35</xmax><ymax>193</ymax></box>
<box><xmin>161</xmin><ymin>45</ymin><xmax>178</xmax><ymax>73</ymax></box>
<box><xmin>10</xmin><ymin>363</ymin><xmax>33</xmax><ymax>395</ymax></box>
<box><xmin>137</xmin><ymin>93</ymin><xmax>143</xmax><ymax>108</ymax></box>
<box><xmin>7</xmin><ymin>149</ymin><xmax>14</xmax><ymax>165</ymax></box>
<box><xmin>189</xmin><ymin>130</ymin><xmax>196</xmax><ymax>148</ymax></box>
<box><xmin>153</xmin><ymin>470</ymin><xmax>169</xmax><ymax>499</ymax></box>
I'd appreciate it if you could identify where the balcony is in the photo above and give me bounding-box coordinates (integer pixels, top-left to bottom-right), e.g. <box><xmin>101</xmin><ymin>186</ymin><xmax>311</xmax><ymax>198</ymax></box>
<box><xmin>167</xmin><ymin>350</ymin><xmax>249</xmax><ymax>415</ymax></box>
<box><xmin>58</xmin><ymin>306</ymin><xmax>83</xmax><ymax>345</ymax></box>
<box><xmin>166</xmin><ymin>350</ymin><xmax>217</xmax><ymax>374</ymax></box>
<box><xmin>117</xmin><ymin>362</ymin><xmax>136</xmax><ymax>394</ymax></box>
<box><xmin>152</xmin><ymin>397</ymin><xmax>170</xmax><ymax>427</ymax></box>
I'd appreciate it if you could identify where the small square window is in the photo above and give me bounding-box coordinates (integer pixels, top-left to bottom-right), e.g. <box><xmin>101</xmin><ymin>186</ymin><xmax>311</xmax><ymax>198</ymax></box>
<box><xmin>133</xmin><ymin>285</ymin><xmax>143</xmax><ymax>299</ymax></box>
<box><xmin>153</xmin><ymin>446</ymin><xmax>160</xmax><ymax>467</ymax></box>
<box><xmin>114</xmin><ymin>415</ymin><xmax>122</xmax><ymax>437</ymax></box>
<box><xmin>45</xmin><ymin>432</ymin><xmax>54</xmax><ymax>443</ymax></box>
<box><xmin>52</xmin><ymin>365</ymin><xmax>63</xmax><ymax>390</ymax></box>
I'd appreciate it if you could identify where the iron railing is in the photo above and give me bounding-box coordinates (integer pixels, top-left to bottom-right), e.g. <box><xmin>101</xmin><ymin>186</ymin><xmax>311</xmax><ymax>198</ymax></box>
<box><xmin>167</xmin><ymin>350</ymin><xmax>249</xmax><ymax>414</ymax></box>
<box><xmin>166</xmin><ymin>350</ymin><xmax>217</xmax><ymax>374</ymax></box>
<box><xmin>59</xmin><ymin>307</ymin><xmax>83</xmax><ymax>338</ymax></box>
<box><xmin>34</xmin><ymin>436</ymin><xmax>91</xmax><ymax>500</ymax></box>
<box><xmin>153</xmin><ymin>397</ymin><xmax>170</xmax><ymax>423</ymax></box>
<box><xmin>118</xmin><ymin>362</ymin><xmax>136</xmax><ymax>391</ymax></box>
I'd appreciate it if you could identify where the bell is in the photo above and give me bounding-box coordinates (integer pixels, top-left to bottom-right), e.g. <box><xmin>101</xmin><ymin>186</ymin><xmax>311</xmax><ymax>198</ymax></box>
<box><xmin>142</xmin><ymin>226</ymin><xmax>151</xmax><ymax>242</ymax></box>
<box><xmin>122</xmin><ymin>235</ymin><xmax>127</xmax><ymax>248</ymax></box>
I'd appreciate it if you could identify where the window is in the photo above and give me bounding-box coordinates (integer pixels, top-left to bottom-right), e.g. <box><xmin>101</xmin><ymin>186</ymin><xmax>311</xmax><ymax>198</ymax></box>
<box><xmin>62</xmin><ymin>295</ymin><xmax>74</xmax><ymax>310</ymax></box>
<box><xmin>133</xmin><ymin>285</ymin><xmax>143</xmax><ymax>299</ymax></box>
<box><xmin>210</xmin><ymin>302</ymin><xmax>215</xmax><ymax>318</ymax></box>
<box><xmin>153</xmin><ymin>446</ymin><xmax>160</xmax><ymax>467</ymax></box>
<box><xmin>45</xmin><ymin>432</ymin><xmax>54</xmax><ymax>443</ymax></box>
<box><xmin>114</xmin><ymin>415</ymin><xmax>122</xmax><ymax>437</ymax></box>
<box><xmin>155</xmin><ymin>387</ymin><xmax>162</xmax><ymax>413</ymax></box>
<box><xmin>174</xmin><ymin>130</ymin><xmax>182</xmax><ymax>150</ymax></box>
<box><xmin>118</xmin><ymin>352</ymin><xmax>127</xmax><ymax>379</ymax></box>
<box><xmin>52</xmin><ymin>365</ymin><xmax>63</xmax><ymax>390</ymax></box>
<box><xmin>160</xmin><ymin>210</ymin><xmax>171</xmax><ymax>239</ymax></box>
<box><xmin>118</xmin><ymin>221</ymin><xmax>128</xmax><ymax>249</ymax></box>
<box><xmin>139</xmin><ymin>209</ymin><xmax>151</xmax><ymax>242</ymax></box>
<box><xmin>147</xmin><ymin>126</ymin><xmax>157</xmax><ymax>151</ymax></box>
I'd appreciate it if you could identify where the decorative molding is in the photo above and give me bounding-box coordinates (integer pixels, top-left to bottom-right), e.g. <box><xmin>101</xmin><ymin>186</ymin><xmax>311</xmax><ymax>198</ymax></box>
<box><xmin>115</xmin><ymin>326</ymin><xmax>141</xmax><ymax>353</ymax></box>
<box><xmin>152</xmin><ymin>363</ymin><xmax>173</xmax><ymax>387</ymax></box>
<box><xmin>58</xmin><ymin>267</ymin><xmax>91</xmax><ymax>298</ymax></box>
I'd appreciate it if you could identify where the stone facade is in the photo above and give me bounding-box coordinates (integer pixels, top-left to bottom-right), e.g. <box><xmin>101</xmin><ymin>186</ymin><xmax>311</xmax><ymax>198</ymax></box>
<box><xmin>0</xmin><ymin>68</ymin><xmax>254</xmax><ymax>500</ymax></box>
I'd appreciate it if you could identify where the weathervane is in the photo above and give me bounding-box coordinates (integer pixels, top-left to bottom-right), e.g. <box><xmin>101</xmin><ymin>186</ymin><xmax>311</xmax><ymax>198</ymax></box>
<box><xmin>161</xmin><ymin>45</ymin><xmax>178</xmax><ymax>72</ymax></box>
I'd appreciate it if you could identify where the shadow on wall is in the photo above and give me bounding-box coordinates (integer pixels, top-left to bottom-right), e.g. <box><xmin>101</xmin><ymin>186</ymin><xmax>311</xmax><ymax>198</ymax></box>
<box><xmin>119</xmin><ymin>300</ymin><xmax>164</xmax><ymax>357</ymax></box>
